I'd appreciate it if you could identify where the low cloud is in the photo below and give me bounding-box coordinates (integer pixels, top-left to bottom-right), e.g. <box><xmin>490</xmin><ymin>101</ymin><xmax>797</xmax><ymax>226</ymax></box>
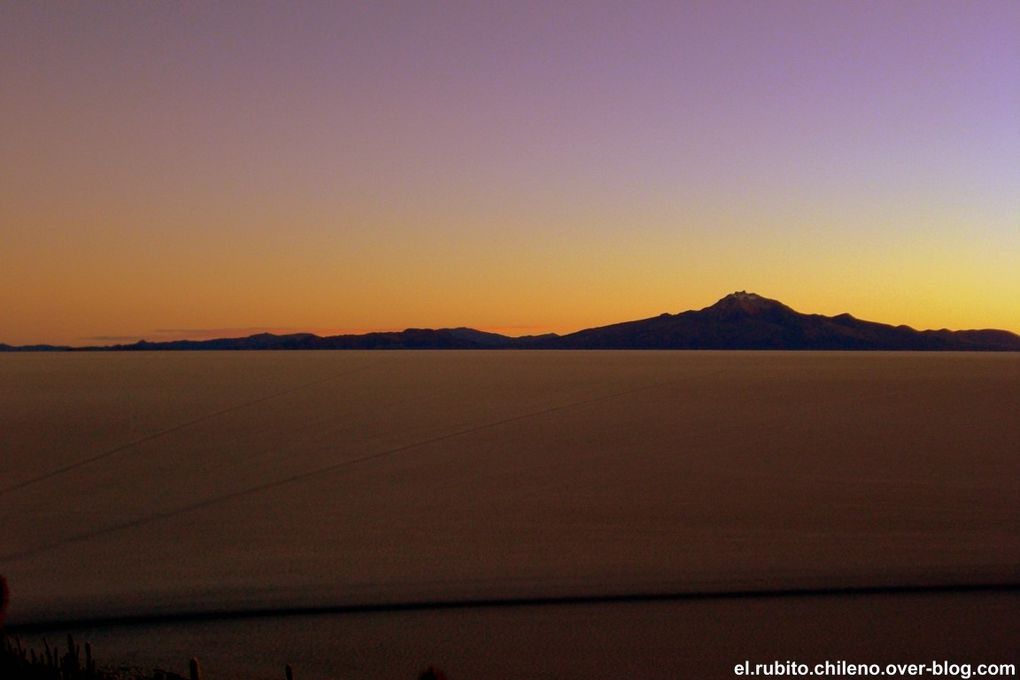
<box><xmin>81</xmin><ymin>335</ymin><xmax>146</xmax><ymax>342</ymax></box>
<box><xmin>150</xmin><ymin>327</ymin><xmax>299</xmax><ymax>339</ymax></box>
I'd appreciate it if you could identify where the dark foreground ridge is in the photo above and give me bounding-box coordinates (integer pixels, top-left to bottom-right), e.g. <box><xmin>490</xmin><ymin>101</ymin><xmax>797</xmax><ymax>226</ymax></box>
<box><xmin>0</xmin><ymin>633</ymin><xmax>445</xmax><ymax>680</ymax></box>
<box><xmin>4</xmin><ymin>292</ymin><xmax>1020</xmax><ymax>351</ymax></box>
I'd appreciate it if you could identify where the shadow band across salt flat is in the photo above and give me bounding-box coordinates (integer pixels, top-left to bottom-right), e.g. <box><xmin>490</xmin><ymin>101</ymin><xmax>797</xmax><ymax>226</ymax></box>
<box><xmin>7</xmin><ymin>579</ymin><xmax>1019</xmax><ymax>634</ymax></box>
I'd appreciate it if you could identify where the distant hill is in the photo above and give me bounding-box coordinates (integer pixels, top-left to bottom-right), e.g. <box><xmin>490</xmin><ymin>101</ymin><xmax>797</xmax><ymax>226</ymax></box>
<box><xmin>3</xmin><ymin>292</ymin><xmax>1019</xmax><ymax>351</ymax></box>
<box><xmin>114</xmin><ymin>328</ymin><xmax>528</xmax><ymax>351</ymax></box>
<box><xmin>0</xmin><ymin>342</ymin><xmax>72</xmax><ymax>352</ymax></box>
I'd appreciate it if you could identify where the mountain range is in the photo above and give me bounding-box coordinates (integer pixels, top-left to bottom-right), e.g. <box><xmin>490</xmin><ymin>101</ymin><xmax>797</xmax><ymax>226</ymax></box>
<box><xmin>3</xmin><ymin>292</ymin><xmax>1019</xmax><ymax>351</ymax></box>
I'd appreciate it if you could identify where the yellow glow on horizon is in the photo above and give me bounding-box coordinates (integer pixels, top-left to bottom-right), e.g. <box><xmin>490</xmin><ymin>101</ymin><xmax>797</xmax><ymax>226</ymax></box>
<box><xmin>3</xmin><ymin>199</ymin><xmax>1018</xmax><ymax>346</ymax></box>
<box><xmin>2</xmin><ymin>4</ymin><xmax>1017</xmax><ymax>346</ymax></box>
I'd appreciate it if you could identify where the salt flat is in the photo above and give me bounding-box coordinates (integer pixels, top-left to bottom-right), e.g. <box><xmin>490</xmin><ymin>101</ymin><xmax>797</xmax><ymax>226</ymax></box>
<box><xmin>1</xmin><ymin>351</ymin><xmax>1018</xmax><ymax>677</ymax></box>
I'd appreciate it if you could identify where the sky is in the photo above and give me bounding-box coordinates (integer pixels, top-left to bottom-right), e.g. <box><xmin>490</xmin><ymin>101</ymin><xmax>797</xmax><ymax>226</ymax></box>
<box><xmin>1</xmin><ymin>1</ymin><xmax>1018</xmax><ymax>345</ymax></box>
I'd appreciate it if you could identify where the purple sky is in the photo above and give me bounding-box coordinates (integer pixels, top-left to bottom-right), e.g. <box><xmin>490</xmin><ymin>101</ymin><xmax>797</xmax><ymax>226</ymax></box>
<box><xmin>2</xmin><ymin>1</ymin><xmax>1018</xmax><ymax>344</ymax></box>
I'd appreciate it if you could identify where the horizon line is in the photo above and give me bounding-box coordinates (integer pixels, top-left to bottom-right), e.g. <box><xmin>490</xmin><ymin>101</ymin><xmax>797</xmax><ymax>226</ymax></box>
<box><xmin>4</xmin><ymin>292</ymin><xmax>1020</xmax><ymax>348</ymax></box>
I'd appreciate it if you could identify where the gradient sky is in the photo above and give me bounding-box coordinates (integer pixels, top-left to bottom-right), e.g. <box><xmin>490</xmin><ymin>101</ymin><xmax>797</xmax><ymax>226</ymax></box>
<box><xmin>2</xmin><ymin>1</ymin><xmax>1018</xmax><ymax>345</ymax></box>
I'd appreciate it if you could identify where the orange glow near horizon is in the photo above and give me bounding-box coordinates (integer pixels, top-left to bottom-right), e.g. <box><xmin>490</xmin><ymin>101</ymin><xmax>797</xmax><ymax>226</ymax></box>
<box><xmin>1</xmin><ymin>3</ymin><xmax>1018</xmax><ymax>346</ymax></box>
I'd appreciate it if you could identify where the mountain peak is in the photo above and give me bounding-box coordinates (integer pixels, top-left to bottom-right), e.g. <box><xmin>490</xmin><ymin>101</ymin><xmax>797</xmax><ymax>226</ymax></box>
<box><xmin>704</xmin><ymin>291</ymin><xmax>788</xmax><ymax>316</ymax></box>
<box><xmin>724</xmin><ymin>290</ymin><xmax>764</xmax><ymax>300</ymax></box>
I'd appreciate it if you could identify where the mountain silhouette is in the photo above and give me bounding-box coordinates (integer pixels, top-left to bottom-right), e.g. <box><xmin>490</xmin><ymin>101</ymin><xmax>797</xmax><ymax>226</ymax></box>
<box><xmin>534</xmin><ymin>292</ymin><xmax>1020</xmax><ymax>350</ymax></box>
<box><xmin>3</xmin><ymin>292</ymin><xmax>1018</xmax><ymax>351</ymax></box>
